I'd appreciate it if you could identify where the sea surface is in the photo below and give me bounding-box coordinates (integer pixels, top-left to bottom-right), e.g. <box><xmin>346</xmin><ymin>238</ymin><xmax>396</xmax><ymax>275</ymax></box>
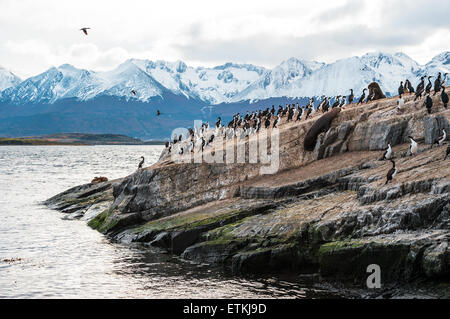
<box><xmin>0</xmin><ymin>145</ymin><xmax>342</xmax><ymax>299</ymax></box>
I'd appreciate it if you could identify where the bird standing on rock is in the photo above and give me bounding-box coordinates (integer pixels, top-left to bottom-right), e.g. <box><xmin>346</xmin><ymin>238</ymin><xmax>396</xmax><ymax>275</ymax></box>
<box><xmin>444</xmin><ymin>145</ymin><xmax>450</xmax><ymax>160</ymax></box>
<box><xmin>272</xmin><ymin>115</ymin><xmax>280</xmax><ymax>128</ymax></box>
<box><xmin>425</xmin><ymin>76</ymin><xmax>433</xmax><ymax>94</ymax></box>
<box><xmin>408</xmin><ymin>136</ymin><xmax>418</xmax><ymax>156</ymax></box>
<box><xmin>397</xmin><ymin>94</ymin><xmax>405</xmax><ymax>112</ymax></box>
<box><xmin>441</xmin><ymin>86</ymin><xmax>448</xmax><ymax>108</ymax></box>
<box><xmin>434</xmin><ymin>73</ymin><xmax>441</xmax><ymax>95</ymax></box>
<box><xmin>381</xmin><ymin>144</ymin><xmax>392</xmax><ymax>160</ymax></box>
<box><xmin>357</xmin><ymin>89</ymin><xmax>367</xmax><ymax>104</ymax></box>
<box><xmin>348</xmin><ymin>89</ymin><xmax>354</xmax><ymax>104</ymax></box>
<box><xmin>385</xmin><ymin>160</ymin><xmax>398</xmax><ymax>185</ymax></box>
<box><xmin>138</xmin><ymin>156</ymin><xmax>144</xmax><ymax>169</ymax></box>
<box><xmin>398</xmin><ymin>81</ymin><xmax>404</xmax><ymax>96</ymax></box>
<box><xmin>433</xmin><ymin>129</ymin><xmax>447</xmax><ymax>148</ymax></box>
<box><xmin>415</xmin><ymin>76</ymin><xmax>425</xmax><ymax>101</ymax></box>
<box><xmin>424</xmin><ymin>93</ymin><xmax>433</xmax><ymax>114</ymax></box>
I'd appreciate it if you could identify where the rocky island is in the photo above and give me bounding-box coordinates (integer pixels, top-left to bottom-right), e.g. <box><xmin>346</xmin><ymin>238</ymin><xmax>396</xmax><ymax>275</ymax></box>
<box><xmin>45</xmin><ymin>90</ymin><xmax>450</xmax><ymax>297</ymax></box>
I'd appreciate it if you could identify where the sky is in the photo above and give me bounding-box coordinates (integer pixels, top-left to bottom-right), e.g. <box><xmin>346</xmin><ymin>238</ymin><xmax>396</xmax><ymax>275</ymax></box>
<box><xmin>1</xmin><ymin>0</ymin><xmax>449</xmax><ymax>78</ymax></box>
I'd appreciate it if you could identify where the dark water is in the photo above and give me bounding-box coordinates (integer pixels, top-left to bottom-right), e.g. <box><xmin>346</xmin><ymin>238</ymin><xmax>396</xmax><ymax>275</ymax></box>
<box><xmin>0</xmin><ymin>145</ymin><xmax>342</xmax><ymax>298</ymax></box>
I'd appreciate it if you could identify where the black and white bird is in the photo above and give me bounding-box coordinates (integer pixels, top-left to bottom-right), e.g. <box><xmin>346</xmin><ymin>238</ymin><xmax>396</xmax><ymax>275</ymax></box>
<box><xmin>424</xmin><ymin>93</ymin><xmax>433</xmax><ymax>114</ymax></box>
<box><xmin>272</xmin><ymin>115</ymin><xmax>280</xmax><ymax>128</ymax></box>
<box><xmin>322</xmin><ymin>97</ymin><xmax>330</xmax><ymax>112</ymax></box>
<box><xmin>398</xmin><ymin>81</ymin><xmax>404</xmax><ymax>96</ymax></box>
<box><xmin>414</xmin><ymin>76</ymin><xmax>425</xmax><ymax>101</ymax></box>
<box><xmin>366</xmin><ymin>91</ymin><xmax>374</xmax><ymax>103</ymax></box>
<box><xmin>201</xmin><ymin>137</ymin><xmax>206</xmax><ymax>152</ymax></box>
<box><xmin>433</xmin><ymin>129</ymin><xmax>447</xmax><ymax>147</ymax></box>
<box><xmin>357</xmin><ymin>89</ymin><xmax>367</xmax><ymax>104</ymax></box>
<box><xmin>339</xmin><ymin>96</ymin><xmax>346</xmax><ymax>108</ymax></box>
<box><xmin>331</xmin><ymin>96</ymin><xmax>341</xmax><ymax>108</ymax></box>
<box><xmin>138</xmin><ymin>156</ymin><xmax>144</xmax><ymax>169</ymax></box>
<box><xmin>215</xmin><ymin>117</ymin><xmax>222</xmax><ymax>128</ymax></box>
<box><xmin>264</xmin><ymin>116</ymin><xmax>271</xmax><ymax>129</ymax></box>
<box><xmin>425</xmin><ymin>76</ymin><xmax>433</xmax><ymax>94</ymax></box>
<box><xmin>406</xmin><ymin>79</ymin><xmax>414</xmax><ymax>93</ymax></box>
<box><xmin>381</xmin><ymin>144</ymin><xmax>392</xmax><ymax>160</ymax></box>
<box><xmin>296</xmin><ymin>106</ymin><xmax>304</xmax><ymax>121</ymax></box>
<box><xmin>348</xmin><ymin>89</ymin><xmax>354</xmax><ymax>104</ymax></box>
<box><xmin>441</xmin><ymin>73</ymin><xmax>448</xmax><ymax>86</ymax></box>
<box><xmin>131</xmin><ymin>89</ymin><xmax>137</xmax><ymax>96</ymax></box>
<box><xmin>445</xmin><ymin>145</ymin><xmax>450</xmax><ymax>160</ymax></box>
<box><xmin>305</xmin><ymin>106</ymin><xmax>313</xmax><ymax>120</ymax></box>
<box><xmin>408</xmin><ymin>136</ymin><xmax>418</xmax><ymax>156</ymax></box>
<box><xmin>433</xmin><ymin>73</ymin><xmax>442</xmax><ymax>95</ymax></box>
<box><xmin>397</xmin><ymin>94</ymin><xmax>405</xmax><ymax>111</ymax></box>
<box><xmin>208</xmin><ymin>134</ymin><xmax>215</xmax><ymax>145</ymax></box>
<box><xmin>441</xmin><ymin>86</ymin><xmax>448</xmax><ymax>108</ymax></box>
<box><xmin>385</xmin><ymin>160</ymin><xmax>398</xmax><ymax>185</ymax></box>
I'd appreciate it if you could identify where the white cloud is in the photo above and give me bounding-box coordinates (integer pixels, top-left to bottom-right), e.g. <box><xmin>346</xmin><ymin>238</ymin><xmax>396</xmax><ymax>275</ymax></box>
<box><xmin>0</xmin><ymin>0</ymin><xmax>448</xmax><ymax>78</ymax></box>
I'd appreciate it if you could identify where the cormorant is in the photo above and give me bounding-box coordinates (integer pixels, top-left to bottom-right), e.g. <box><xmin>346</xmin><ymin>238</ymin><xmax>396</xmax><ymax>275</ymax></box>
<box><xmin>348</xmin><ymin>89</ymin><xmax>354</xmax><ymax>104</ymax></box>
<box><xmin>331</xmin><ymin>96</ymin><xmax>341</xmax><ymax>108</ymax></box>
<box><xmin>398</xmin><ymin>81</ymin><xmax>404</xmax><ymax>96</ymax></box>
<box><xmin>432</xmin><ymin>129</ymin><xmax>446</xmax><ymax>148</ymax></box>
<box><xmin>424</xmin><ymin>93</ymin><xmax>433</xmax><ymax>114</ymax></box>
<box><xmin>385</xmin><ymin>160</ymin><xmax>397</xmax><ymax>185</ymax></box>
<box><xmin>272</xmin><ymin>115</ymin><xmax>280</xmax><ymax>128</ymax></box>
<box><xmin>433</xmin><ymin>73</ymin><xmax>441</xmax><ymax>95</ymax></box>
<box><xmin>441</xmin><ymin>86</ymin><xmax>448</xmax><ymax>108</ymax></box>
<box><xmin>408</xmin><ymin>136</ymin><xmax>418</xmax><ymax>156</ymax></box>
<box><xmin>425</xmin><ymin>76</ymin><xmax>433</xmax><ymax>94</ymax></box>
<box><xmin>264</xmin><ymin>116</ymin><xmax>271</xmax><ymax>129</ymax></box>
<box><xmin>445</xmin><ymin>145</ymin><xmax>450</xmax><ymax>160</ymax></box>
<box><xmin>80</xmin><ymin>27</ymin><xmax>90</xmax><ymax>35</ymax></box>
<box><xmin>381</xmin><ymin>144</ymin><xmax>392</xmax><ymax>160</ymax></box>
<box><xmin>357</xmin><ymin>89</ymin><xmax>367</xmax><ymax>104</ymax></box>
<box><xmin>414</xmin><ymin>76</ymin><xmax>425</xmax><ymax>100</ymax></box>
<box><xmin>138</xmin><ymin>156</ymin><xmax>144</xmax><ymax>169</ymax></box>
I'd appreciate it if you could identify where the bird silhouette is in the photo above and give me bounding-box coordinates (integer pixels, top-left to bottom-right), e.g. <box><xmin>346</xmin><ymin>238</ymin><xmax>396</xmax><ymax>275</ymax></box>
<box><xmin>138</xmin><ymin>156</ymin><xmax>144</xmax><ymax>169</ymax></box>
<box><xmin>80</xmin><ymin>28</ymin><xmax>90</xmax><ymax>35</ymax></box>
<box><xmin>157</xmin><ymin>110</ymin><xmax>161</xmax><ymax>116</ymax></box>
<box><xmin>131</xmin><ymin>89</ymin><xmax>137</xmax><ymax>96</ymax></box>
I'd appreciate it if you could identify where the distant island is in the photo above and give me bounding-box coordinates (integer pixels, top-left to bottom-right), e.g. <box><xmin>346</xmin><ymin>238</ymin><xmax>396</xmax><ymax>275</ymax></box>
<box><xmin>0</xmin><ymin>133</ymin><xmax>166</xmax><ymax>146</ymax></box>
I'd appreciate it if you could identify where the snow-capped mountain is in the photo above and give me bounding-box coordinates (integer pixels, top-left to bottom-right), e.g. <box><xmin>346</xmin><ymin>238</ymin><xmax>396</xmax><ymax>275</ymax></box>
<box><xmin>235</xmin><ymin>52</ymin><xmax>438</xmax><ymax>101</ymax></box>
<box><xmin>130</xmin><ymin>59</ymin><xmax>266</xmax><ymax>103</ymax></box>
<box><xmin>0</xmin><ymin>51</ymin><xmax>448</xmax><ymax>105</ymax></box>
<box><xmin>0</xmin><ymin>67</ymin><xmax>21</xmax><ymax>92</ymax></box>
<box><xmin>232</xmin><ymin>57</ymin><xmax>324</xmax><ymax>102</ymax></box>
<box><xmin>0</xmin><ymin>64</ymin><xmax>103</xmax><ymax>104</ymax></box>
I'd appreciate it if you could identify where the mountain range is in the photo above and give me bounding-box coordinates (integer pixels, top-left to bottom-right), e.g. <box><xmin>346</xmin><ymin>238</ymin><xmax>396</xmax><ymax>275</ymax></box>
<box><xmin>0</xmin><ymin>51</ymin><xmax>448</xmax><ymax>139</ymax></box>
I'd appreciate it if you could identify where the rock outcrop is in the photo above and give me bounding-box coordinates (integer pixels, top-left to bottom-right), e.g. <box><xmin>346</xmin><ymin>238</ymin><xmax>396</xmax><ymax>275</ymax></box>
<box><xmin>45</xmin><ymin>89</ymin><xmax>450</xmax><ymax>293</ymax></box>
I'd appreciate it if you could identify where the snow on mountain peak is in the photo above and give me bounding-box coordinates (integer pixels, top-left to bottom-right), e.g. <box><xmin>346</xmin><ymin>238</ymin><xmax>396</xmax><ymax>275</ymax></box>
<box><xmin>0</xmin><ymin>66</ymin><xmax>21</xmax><ymax>92</ymax></box>
<box><xmin>1</xmin><ymin>51</ymin><xmax>449</xmax><ymax>105</ymax></box>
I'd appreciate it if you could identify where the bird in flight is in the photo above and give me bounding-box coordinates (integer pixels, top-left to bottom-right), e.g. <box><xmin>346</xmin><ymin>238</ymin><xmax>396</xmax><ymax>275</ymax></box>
<box><xmin>131</xmin><ymin>89</ymin><xmax>137</xmax><ymax>96</ymax></box>
<box><xmin>80</xmin><ymin>27</ymin><xmax>91</xmax><ymax>35</ymax></box>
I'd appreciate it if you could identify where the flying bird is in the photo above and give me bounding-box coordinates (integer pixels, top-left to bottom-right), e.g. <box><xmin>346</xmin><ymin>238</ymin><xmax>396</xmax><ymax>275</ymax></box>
<box><xmin>131</xmin><ymin>90</ymin><xmax>137</xmax><ymax>96</ymax></box>
<box><xmin>80</xmin><ymin>27</ymin><xmax>90</xmax><ymax>35</ymax></box>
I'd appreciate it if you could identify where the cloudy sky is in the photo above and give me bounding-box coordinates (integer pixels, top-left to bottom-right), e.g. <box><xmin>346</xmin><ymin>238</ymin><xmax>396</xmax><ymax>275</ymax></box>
<box><xmin>1</xmin><ymin>0</ymin><xmax>449</xmax><ymax>78</ymax></box>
